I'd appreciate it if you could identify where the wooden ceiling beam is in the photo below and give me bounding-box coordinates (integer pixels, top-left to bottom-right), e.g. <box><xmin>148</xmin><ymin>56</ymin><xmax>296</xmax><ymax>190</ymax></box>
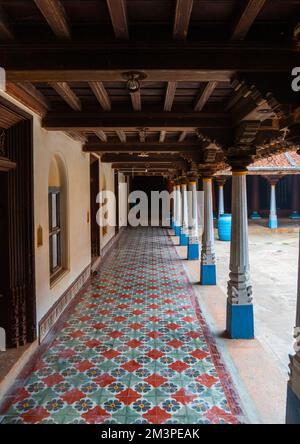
<box><xmin>94</xmin><ymin>130</ymin><xmax>107</xmax><ymax>142</ymax></box>
<box><xmin>130</xmin><ymin>90</ymin><xmax>141</xmax><ymax>111</ymax></box>
<box><xmin>103</xmin><ymin>154</ymin><xmax>183</xmax><ymax>163</ymax></box>
<box><xmin>178</xmin><ymin>131</ymin><xmax>187</xmax><ymax>142</ymax></box>
<box><xmin>106</xmin><ymin>0</ymin><xmax>129</xmax><ymax>39</ymax></box>
<box><xmin>116</xmin><ymin>130</ymin><xmax>126</xmax><ymax>143</ymax></box>
<box><xmin>0</xmin><ymin>6</ymin><xmax>14</xmax><ymax>40</ymax></box>
<box><xmin>173</xmin><ymin>0</ymin><xmax>193</xmax><ymax>40</ymax></box>
<box><xmin>159</xmin><ymin>131</ymin><xmax>166</xmax><ymax>143</ymax></box>
<box><xmin>88</xmin><ymin>81</ymin><xmax>111</xmax><ymax>111</ymax></box>
<box><xmin>83</xmin><ymin>142</ymin><xmax>199</xmax><ymax>153</ymax></box>
<box><xmin>34</xmin><ymin>0</ymin><xmax>71</xmax><ymax>40</ymax></box>
<box><xmin>231</xmin><ymin>0</ymin><xmax>267</xmax><ymax>41</ymax></box>
<box><xmin>66</xmin><ymin>131</ymin><xmax>87</xmax><ymax>144</ymax></box>
<box><xmin>43</xmin><ymin>112</ymin><xmax>230</xmax><ymax>130</ymax></box>
<box><xmin>194</xmin><ymin>81</ymin><xmax>217</xmax><ymax>111</ymax></box>
<box><xmin>6</xmin><ymin>70</ymin><xmax>234</xmax><ymax>84</ymax></box>
<box><xmin>164</xmin><ymin>82</ymin><xmax>177</xmax><ymax>112</ymax></box>
<box><xmin>49</xmin><ymin>82</ymin><xmax>81</xmax><ymax>111</ymax></box>
<box><xmin>5</xmin><ymin>82</ymin><xmax>50</xmax><ymax>116</ymax></box>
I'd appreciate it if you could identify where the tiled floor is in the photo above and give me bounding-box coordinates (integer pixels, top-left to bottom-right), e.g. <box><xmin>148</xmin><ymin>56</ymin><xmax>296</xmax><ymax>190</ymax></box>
<box><xmin>0</xmin><ymin>228</ymin><xmax>244</xmax><ymax>424</ymax></box>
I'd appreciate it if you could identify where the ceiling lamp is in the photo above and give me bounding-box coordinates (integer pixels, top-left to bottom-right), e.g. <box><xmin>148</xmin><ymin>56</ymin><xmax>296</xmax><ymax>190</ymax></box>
<box><xmin>122</xmin><ymin>71</ymin><xmax>147</xmax><ymax>93</ymax></box>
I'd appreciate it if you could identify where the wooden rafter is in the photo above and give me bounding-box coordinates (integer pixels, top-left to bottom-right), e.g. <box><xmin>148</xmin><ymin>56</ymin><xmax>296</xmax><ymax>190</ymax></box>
<box><xmin>106</xmin><ymin>0</ymin><xmax>129</xmax><ymax>39</ymax></box>
<box><xmin>83</xmin><ymin>142</ymin><xmax>199</xmax><ymax>153</ymax></box>
<box><xmin>94</xmin><ymin>130</ymin><xmax>107</xmax><ymax>142</ymax></box>
<box><xmin>89</xmin><ymin>82</ymin><xmax>111</xmax><ymax>111</ymax></box>
<box><xmin>130</xmin><ymin>90</ymin><xmax>141</xmax><ymax>111</ymax></box>
<box><xmin>159</xmin><ymin>131</ymin><xmax>166</xmax><ymax>143</ymax></box>
<box><xmin>194</xmin><ymin>82</ymin><xmax>217</xmax><ymax>111</ymax></box>
<box><xmin>34</xmin><ymin>0</ymin><xmax>71</xmax><ymax>40</ymax></box>
<box><xmin>6</xmin><ymin>82</ymin><xmax>49</xmax><ymax>116</ymax></box>
<box><xmin>49</xmin><ymin>82</ymin><xmax>81</xmax><ymax>111</ymax></box>
<box><xmin>0</xmin><ymin>6</ymin><xmax>14</xmax><ymax>40</ymax></box>
<box><xmin>232</xmin><ymin>0</ymin><xmax>266</xmax><ymax>41</ymax></box>
<box><xmin>116</xmin><ymin>130</ymin><xmax>126</xmax><ymax>143</ymax></box>
<box><xmin>178</xmin><ymin>131</ymin><xmax>187</xmax><ymax>142</ymax></box>
<box><xmin>66</xmin><ymin>131</ymin><xmax>87</xmax><ymax>144</ymax></box>
<box><xmin>164</xmin><ymin>82</ymin><xmax>177</xmax><ymax>112</ymax></box>
<box><xmin>173</xmin><ymin>0</ymin><xmax>193</xmax><ymax>40</ymax></box>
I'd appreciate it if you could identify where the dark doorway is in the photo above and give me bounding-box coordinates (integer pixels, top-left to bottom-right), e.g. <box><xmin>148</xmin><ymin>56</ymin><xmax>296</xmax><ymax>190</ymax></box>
<box><xmin>90</xmin><ymin>156</ymin><xmax>100</xmax><ymax>261</ymax></box>
<box><xmin>0</xmin><ymin>99</ymin><xmax>36</xmax><ymax>348</ymax></box>
<box><xmin>131</xmin><ymin>176</ymin><xmax>167</xmax><ymax>225</ymax></box>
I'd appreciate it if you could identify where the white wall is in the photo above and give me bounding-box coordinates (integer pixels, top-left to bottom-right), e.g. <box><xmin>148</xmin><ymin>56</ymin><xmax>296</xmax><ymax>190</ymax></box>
<box><xmin>34</xmin><ymin>121</ymin><xmax>91</xmax><ymax>324</ymax></box>
<box><xmin>118</xmin><ymin>172</ymin><xmax>128</xmax><ymax>227</ymax></box>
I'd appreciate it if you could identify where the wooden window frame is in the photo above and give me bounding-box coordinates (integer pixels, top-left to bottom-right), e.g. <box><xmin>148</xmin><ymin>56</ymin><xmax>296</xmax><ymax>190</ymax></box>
<box><xmin>48</xmin><ymin>186</ymin><xmax>63</xmax><ymax>282</ymax></box>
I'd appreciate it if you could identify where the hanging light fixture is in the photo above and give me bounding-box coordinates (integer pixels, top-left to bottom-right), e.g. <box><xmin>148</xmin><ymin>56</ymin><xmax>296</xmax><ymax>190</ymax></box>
<box><xmin>122</xmin><ymin>71</ymin><xmax>147</xmax><ymax>93</ymax></box>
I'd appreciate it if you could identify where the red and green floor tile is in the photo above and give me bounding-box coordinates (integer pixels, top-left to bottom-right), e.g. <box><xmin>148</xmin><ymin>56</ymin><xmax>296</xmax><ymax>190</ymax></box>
<box><xmin>0</xmin><ymin>228</ymin><xmax>244</xmax><ymax>424</ymax></box>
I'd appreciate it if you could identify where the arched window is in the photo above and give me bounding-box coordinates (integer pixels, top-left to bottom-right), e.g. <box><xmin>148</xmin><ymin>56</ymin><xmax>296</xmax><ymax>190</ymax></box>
<box><xmin>48</xmin><ymin>155</ymin><xmax>68</xmax><ymax>284</ymax></box>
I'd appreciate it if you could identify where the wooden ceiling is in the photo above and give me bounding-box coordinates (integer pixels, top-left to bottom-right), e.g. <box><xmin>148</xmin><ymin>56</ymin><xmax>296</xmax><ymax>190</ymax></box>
<box><xmin>0</xmin><ymin>0</ymin><xmax>300</xmax><ymax>175</ymax></box>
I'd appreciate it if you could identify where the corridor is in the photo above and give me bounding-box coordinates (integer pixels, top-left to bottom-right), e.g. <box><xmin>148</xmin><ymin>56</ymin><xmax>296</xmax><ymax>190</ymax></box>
<box><xmin>0</xmin><ymin>228</ymin><xmax>243</xmax><ymax>424</ymax></box>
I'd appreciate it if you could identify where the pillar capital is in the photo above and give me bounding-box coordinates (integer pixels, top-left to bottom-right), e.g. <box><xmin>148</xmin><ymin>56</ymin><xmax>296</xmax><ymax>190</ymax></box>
<box><xmin>215</xmin><ymin>176</ymin><xmax>228</xmax><ymax>187</ymax></box>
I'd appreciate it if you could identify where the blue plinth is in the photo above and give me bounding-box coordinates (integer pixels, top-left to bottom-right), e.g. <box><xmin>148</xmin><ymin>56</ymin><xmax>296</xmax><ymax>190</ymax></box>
<box><xmin>174</xmin><ymin>226</ymin><xmax>181</xmax><ymax>236</ymax></box>
<box><xmin>286</xmin><ymin>384</ymin><xmax>300</xmax><ymax>424</ymax></box>
<box><xmin>200</xmin><ymin>264</ymin><xmax>216</xmax><ymax>285</ymax></box>
<box><xmin>180</xmin><ymin>233</ymin><xmax>188</xmax><ymax>246</ymax></box>
<box><xmin>226</xmin><ymin>302</ymin><xmax>254</xmax><ymax>339</ymax></box>
<box><xmin>289</xmin><ymin>211</ymin><xmax>300</xmax><ymax>220</ymax></box>
<box><xmin>268</xmin><ymin>216</ymin><xmax>278</xmax><ymax>229</ymax></box>
<box><xmin>188</xmin><ymin>243</ymin><xmax>199</xmax><ymax>260</ymax></box>
<box><xmin>218</xmin><ymin>214</ymin><xmax>232</xmax><ymax>241</ymax></box>
<box><xmin>250</xmin><ymin>211</ymin><xmax>261</xmax><ymax>220</ymax></box>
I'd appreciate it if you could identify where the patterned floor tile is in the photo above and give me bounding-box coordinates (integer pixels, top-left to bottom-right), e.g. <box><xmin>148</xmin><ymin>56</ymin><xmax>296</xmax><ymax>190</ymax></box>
<box><xmin>0</xmin><ymin>227</ymin><xmax>244</xmax><ymax>424</ymax></box>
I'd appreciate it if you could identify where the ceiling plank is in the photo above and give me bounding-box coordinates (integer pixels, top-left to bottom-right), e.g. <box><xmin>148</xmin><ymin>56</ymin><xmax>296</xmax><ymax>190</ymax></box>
<box><xmin>0</xmin><ymin>6</ymin><xmax>14</xmax><ymax>40</ymax></box>
<box><xmin>95</xmin><ymin>130</ymin><xmax>107</xmax><ymax>142</ymax></box>
<box><xmin>5</xmin><ymin>82</ymin><xmax>49</xmax><ymax>116</ymax></box>
<box><xmin>49</xmin><ymin>82</ymin><xmax>81</xmax><ymax>111</ymax></box>
<box><xmin>178</xmin><ymin>131</ymin><xmax>187</xmax><ymax>142</ymax></box>
<box><xmin>194</xmin><ymin>81</ymin><xmax>217</xmax><ymax>111</ymax></box>
<box><xmin>34</xmin><ymin>0</ymin><xmax>71</xmax><ymax>40</ymax></box>
<box><xmin>16</xmin><ymin>82</ymin><xmax>50</xmax><ymax>110</ymax></box>
<box><xmin>116</xmin><ymin>130</ymin><xmax>126</xmax><ymax>143</ymax></box>
<box><xmin>130</xmin><ymin>90</ymin><xmax>141</xmax><ymax>111</ymax></box>
<box><xmin>89</xmin><ymin>81</ymin><xmax>111</xmax><ymax>111</ymax></box>
<box><xmin>232</xmin><ymin>0</ymin><xmax>267</xmax><ymax>41</ymax></box>
<box><xmin>106</xmin><ymin>0</ymin><xmax>129</xmax><ymax>39</ymax></box>
<box><xmin>173</xmin><ymin>0</ymin><xmax>193</xmax><ymax>40</ymax></box>
<box><xmin>159</xmin><ymin>131</ymin><xmax>166</xmax><ymax>143</ymax></box>
<box><xmin>164</xmin><ymin>82</ymin><xmax>177</xmax><ymax>112</ymax></box>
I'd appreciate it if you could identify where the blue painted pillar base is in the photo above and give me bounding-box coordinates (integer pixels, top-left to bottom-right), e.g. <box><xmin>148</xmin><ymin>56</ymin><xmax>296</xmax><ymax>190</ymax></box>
<box><xmin>289</xmin><ymin>211</ymin><xmax>300</xmax><ymax>220</ymax></box>
<box><xmin>187</xmin><ymin>243</ymin><xmax>199</xmax><ymax>260</ymax></box>
<box><xmin>250</xmin><ymin>211</ymin><xmax>261</xmax><ymax>220</ymax></box>
<box><xmin>179</xmin><ymin>233</ymin><xmax>189</xmax><ymax>246</ymax></box>
<box><xmin>268</xmin><ymin>216</ymin><xmax>278</xmax><ymax>229</ymax></box>
<box><xmin>174</xmin><ymin>226</ymin><xmax>181</xmax><ymax>236</ymax></box>
<box><xmin>226</xmin><ymin>301</ymin><xmax>254</xmax><ymax>339</ymax></box>
<box><xmin>286</xmin><ymin>384</ymin><xmax>300</xmax><ymax>424</ymax></box>
<box><xmin>200</xmin><ymin>264</ymin><xmax>216</xmax><ymax>285</ymax></box>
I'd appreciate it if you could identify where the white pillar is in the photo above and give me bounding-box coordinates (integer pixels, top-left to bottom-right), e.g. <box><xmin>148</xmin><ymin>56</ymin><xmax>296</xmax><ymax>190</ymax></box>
<box><xmin>200</xmin><ymin>177</ymin><xmax>216</xmax><ymax>285</ymax></box>
<box><xmin>188</xmin><ymin>178</ymin><xmax>200</xmax><ymax>260</ymax></box>
<box><xmin>286</xmin><ymin>233</ymin><xmax>300</xmax><ymax>423</ymax></box>
<box><xmin>172</xmin><ymin>182</ymin><xmax>176</xmax><ymax>230</ymax></box>
<box><xmin>174</xmin><ymin>183</ymin><xmax>182</xmax><ymax>236</ymax></box>
<box><xmin>180</xmin><ymin>180</ymin><xmax>189</xmax><ymax>246</ymax></box>
<box><xmin>218</xmin><ymin>184</ymin><xmax>225</xmax><ymax>217</ymax></box>
<box><xmin>269</xmin><ymin>180</ymin><xmax>278</xmax><ymax>229</ymax></box>
<box><xmin>226</xmin><ymin>171</ymin><xmax>254</xmax><ymax>339</ymax></box>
